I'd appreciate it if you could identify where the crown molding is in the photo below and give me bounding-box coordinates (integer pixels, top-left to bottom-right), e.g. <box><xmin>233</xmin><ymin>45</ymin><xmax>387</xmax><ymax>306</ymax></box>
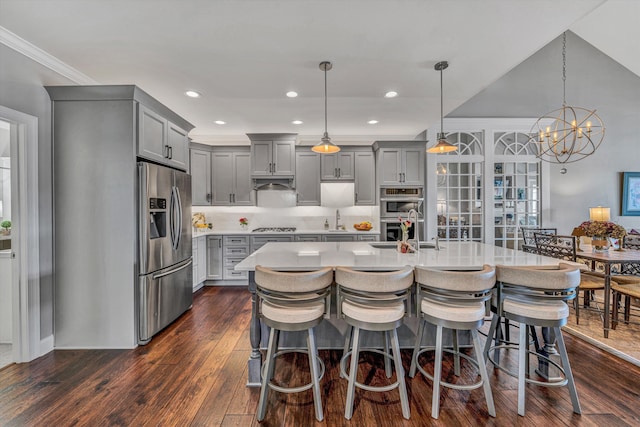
<box><xmin>0</xmin><ymin>25</ymin><xmax>98</xmax><ymax>85</ymax></box>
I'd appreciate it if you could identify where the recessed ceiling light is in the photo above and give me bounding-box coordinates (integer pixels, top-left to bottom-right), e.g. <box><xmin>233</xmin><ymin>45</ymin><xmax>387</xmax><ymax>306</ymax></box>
<box><xmin>368</xmin><ymin>120</ymin><xmax>379</xmax><ymax>125</ymax></box>
<box><xmin>384</xmin><ymin>91</ymin><xmax>398</xmax><ymax>98</ymax></box>
<box><xmin>286</xmin><ymin>91</ymin><xmax>298</xmax><ymax>98</ymax></box>
<box><xmin>185</xmin><ymin>90</ymin><xmax>201</xmax><ymax>98</ymax></box>
<box><xmin>292</xmin><ymin>120</ymin><xmax>303</xmax><ymax>125</ymax></box>
<box><xmin>215</xmin><ymin>120</ymin><xmax>226</xmax><ymax>125</ymax></box>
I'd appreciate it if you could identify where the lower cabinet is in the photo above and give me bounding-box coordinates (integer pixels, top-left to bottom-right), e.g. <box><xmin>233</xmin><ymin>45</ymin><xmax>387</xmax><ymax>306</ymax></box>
<box><xmin>251</xmin><ymin>235</ymin><xmax>294</xmax><ymax>253</ymax></box>
<box><xmin>206</xmin><ymin>235</ymin><xmax>223</xmax><ymax>280</ymax></box>
<box><xmin>295</xmin><ymin>234</ymin><xmax>322</xmax><ymax>242</ymax></box>
<box><xmin>223</xmin><ymin>235</ymin><xmax>250</xmax><ymax>280</ymax></box>
<box><xmin>357</xmin><ymin>234</ymin><xmax>380</xmax><ymax>242</ymax></box>
<box><xmin>192</xmin><ymin>236</ymin><xmax>207</xmax><ymax>291</ymax></box>
<box><xmin>322</xmin><ymin>234</ymin><xmax>357</xmax><ymax>242</ymax></box>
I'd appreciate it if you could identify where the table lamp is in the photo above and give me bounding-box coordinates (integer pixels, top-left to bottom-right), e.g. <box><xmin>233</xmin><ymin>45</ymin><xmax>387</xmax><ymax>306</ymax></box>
<box><xmin>589</xmin><ymin>206</ymin><xmax>610</xmax><ymax>221</ymax></box>
<box><xmin>571</xmin><ymin>227</ymin><xmax>586</xmax><ymax>252</ymax></box>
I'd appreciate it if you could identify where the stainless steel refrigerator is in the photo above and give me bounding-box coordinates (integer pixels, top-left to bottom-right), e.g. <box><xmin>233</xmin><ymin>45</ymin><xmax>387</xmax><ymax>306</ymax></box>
<box><xmin>138</xmin><ymin>162</ymin><xmax>193</xmax><ymax>344</ymax></box>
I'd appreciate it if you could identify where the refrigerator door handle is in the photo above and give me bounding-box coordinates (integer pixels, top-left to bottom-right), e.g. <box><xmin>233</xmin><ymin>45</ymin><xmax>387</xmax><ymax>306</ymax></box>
<box><xmin>152</xmin><ymin>258</ymin><xmax>193</xmax><ymax>280</ymax></box>
<box><xmin>170</xmin><ymin>186</ymin><xmax>180</xmax><ymax>251</ymax></box>
<box><xmin>175</xmin><ymin>185</ymin><xmax>183</xmax><ymax>250</ymax></box>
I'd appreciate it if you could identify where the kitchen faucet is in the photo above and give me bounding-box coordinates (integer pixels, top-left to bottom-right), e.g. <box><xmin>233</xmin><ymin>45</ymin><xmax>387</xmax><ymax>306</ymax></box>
<box><xmin>335</xmin><ymin>209</ymin><xmax>341</xmax><ymax>230</ymax></box>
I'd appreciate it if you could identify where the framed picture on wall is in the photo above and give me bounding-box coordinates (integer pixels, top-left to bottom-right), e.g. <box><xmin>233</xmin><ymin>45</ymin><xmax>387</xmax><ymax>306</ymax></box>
<box><xmin>622</xmin><ymin>172</ymin><xmax>640</xmax><ymax>216</ymax></box>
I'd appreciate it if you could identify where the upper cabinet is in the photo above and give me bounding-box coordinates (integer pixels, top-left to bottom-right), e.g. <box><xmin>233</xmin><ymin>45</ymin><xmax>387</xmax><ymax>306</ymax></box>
<box><xmin>248</xmin><ymin>133</ymin><xmax>296</xmax><ymax>177</ymax></box>
<box><xmin>295</xmin><ymin>150</ymin><xmax>321</xmax><ymax>206</ymax></box>
<box><xmin>211</xmin><ymin>149</ymin><xmax>252</xmax><ymax>206</ymax></box>
<box><xmin>190</xmin><ymin>148</ymin><xmax>212</xmax><ymax>205</ymax></box>
<box><xmin>320</xmin><ymin>151</ymin><xmax>355</xmax><ymax>181</ymax></box>
<box><xmin>354</xmin><ymin>151</ymin><xmax>375</xmax><ymax>205</ymax></box>
<box><xmin>374</xmin><ymin>142</ymin><xmax>425</xmax><ymax>186</ymax></box>
<box><xmin>138</xmin><ymin>104</ymin><xmax>189</xmax><ymax>171</ymax></box>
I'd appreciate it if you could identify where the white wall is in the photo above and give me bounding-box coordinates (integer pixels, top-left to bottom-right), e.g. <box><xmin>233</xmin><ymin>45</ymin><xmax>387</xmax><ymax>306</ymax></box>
<box><xmin>451</xmin><ymin>32</ymin><xmax>640</xmax><ymax>234</ymax></box>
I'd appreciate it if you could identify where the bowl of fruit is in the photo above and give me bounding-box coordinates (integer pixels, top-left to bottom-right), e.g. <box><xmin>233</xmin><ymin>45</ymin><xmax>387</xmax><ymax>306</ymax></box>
<box><xmin>353</xmin><ymin>221</ymin><xmax>373</xmax><ymax>231</ymax></box>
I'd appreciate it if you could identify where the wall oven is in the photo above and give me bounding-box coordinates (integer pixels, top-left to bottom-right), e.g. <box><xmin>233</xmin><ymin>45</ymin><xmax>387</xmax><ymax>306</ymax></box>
<box><xmin>379</xmin><ymin>187</ymin><xmax>425</xmax><ymax>241</ymax></box>
<box><xmin>380</xmin><ymin>187</ymin><xmax>424</xmax><ymax>218</ymax></box>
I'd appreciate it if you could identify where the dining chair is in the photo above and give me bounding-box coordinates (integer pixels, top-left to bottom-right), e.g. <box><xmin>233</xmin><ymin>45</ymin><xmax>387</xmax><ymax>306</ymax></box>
<box><xmin>519</xmin><ymin>227</ymin><xmax>557</xmax><ymax>253</ymax></box>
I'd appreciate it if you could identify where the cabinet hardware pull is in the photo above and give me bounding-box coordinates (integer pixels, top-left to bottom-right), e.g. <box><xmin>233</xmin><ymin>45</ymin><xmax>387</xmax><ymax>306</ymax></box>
<box><xmin>219</xmin><ymin>240</ymin><xmax>222</xmax><ymax>248</ymax></box>
<box><xmin>355</xmin><ymin>193</ymin><xmax>358</xmax><ymax>203</ymax></box>
<box><xmin>206</xmin><ymin>193</ymin><xmax>211</xmax><ymax>202</ymax></box>
<box><xmin>168</xmin><ymin>146</ymin><xmax>173</xmax><ymax>159</ymax></box>
<box><xmin>334</xmin><ymin>167</ymin><xmax>337</xmax><ymax>177</ymax></box>
<box><xmin>272</xmin><ymin>162</ymin><xmax>276</xmax><ymax>173</ymax></box>
<box><xmin>338</xmin><ymin>168</ymin><xmax>341</xmax><ymax>177</ymax></box>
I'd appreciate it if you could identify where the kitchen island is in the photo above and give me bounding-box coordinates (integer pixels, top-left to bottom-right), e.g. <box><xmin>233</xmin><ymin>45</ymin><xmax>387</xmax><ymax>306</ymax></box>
<box><xmin>235</xmin><ymin>241</ymin><xmax>575</xmax><ymax>386</ymax></box>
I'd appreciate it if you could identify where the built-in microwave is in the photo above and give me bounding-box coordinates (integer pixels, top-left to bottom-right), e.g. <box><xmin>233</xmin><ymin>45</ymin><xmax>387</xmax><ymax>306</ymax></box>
<box><xmin>380</xmin><ymin>187</ymin><xmax>424</xmax><ymax>218</ymax></box>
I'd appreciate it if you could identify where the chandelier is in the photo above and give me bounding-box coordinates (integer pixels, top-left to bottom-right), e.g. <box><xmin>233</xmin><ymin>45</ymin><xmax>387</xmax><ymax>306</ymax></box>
<box><xmin>312</xmin><ymin>61</ymin><xmax>340</xmax><ymax>154</ymax></box>
<box><xmin>530</xmin><ymin>32</ymin><xmax>605</xmax><ymax>164</ymax></box>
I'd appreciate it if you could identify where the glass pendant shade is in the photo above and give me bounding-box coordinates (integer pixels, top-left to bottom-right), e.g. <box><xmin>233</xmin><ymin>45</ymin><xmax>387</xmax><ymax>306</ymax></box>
<box><xmin>312</xmin><ymin>133</ymin><xmax>340</xmax><ymax>153</ymax></box>
<box><xmin>427</xmin><ymin>133</ymin><xmax>457</xmax><ymax>153</ymax></box>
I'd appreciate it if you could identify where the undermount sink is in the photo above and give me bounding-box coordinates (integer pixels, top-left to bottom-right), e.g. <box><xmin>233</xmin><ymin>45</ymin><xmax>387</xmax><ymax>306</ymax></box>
<box><xmin>369</xmin><ymin>242</ymin><xmax>437</xmax><ymax>249</ymax></box>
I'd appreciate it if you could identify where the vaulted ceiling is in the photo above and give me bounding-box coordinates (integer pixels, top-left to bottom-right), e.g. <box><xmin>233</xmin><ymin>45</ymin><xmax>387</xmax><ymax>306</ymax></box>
<box><xmin>1</xmin><ymin>0</ymin><xmax>638</xmax><ymax>144</ymax></box>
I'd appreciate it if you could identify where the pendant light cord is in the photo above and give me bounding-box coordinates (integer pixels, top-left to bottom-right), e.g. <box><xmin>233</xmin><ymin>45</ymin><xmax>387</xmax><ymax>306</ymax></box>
<box><xmin>324</xmin><ymin>67</ymin><xmax>328</xmax><ymax>134</ymax></box>
<box><xmin>562</xmin><ymin>32</ymin><xmax>566</xmax><ymax>106</ymax></box>
<box><xmin>440</xmin><ymin>65</ymin><xmax>444</xmax><ymax>136</ymax></box>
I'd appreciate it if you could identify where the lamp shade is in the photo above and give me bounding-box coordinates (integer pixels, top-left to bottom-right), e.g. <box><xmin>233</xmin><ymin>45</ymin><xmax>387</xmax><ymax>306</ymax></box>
<box><xmin>589</xmin><ymin>206</ymin><xmax>610</xmax><ymax>221</ymax></box>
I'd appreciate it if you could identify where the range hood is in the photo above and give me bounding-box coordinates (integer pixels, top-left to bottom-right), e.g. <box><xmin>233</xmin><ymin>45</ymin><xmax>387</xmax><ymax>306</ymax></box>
<box><xmin>253</xmin><ymin>178</ymin><xmax>293</xmax><ymax>191</ymax></box>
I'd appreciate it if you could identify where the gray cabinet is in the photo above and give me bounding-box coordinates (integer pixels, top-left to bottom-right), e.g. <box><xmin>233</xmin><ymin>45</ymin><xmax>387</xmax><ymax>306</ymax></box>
<box><xmin>192</xmin><ymin>236</ymin><xmax>207</xmax><ymax>290</ymax></box>
<box><xmin>357</xmin><ymin>234</ymin><xmax>380</xmax><ymax>242</ymax></box>
<box><xmin>190</xmin><ymin>149</ymin><xmax>212</xmax><ymax>205</ymax></box>
<box><xmin>295</xmin><ymin>151</ymin><xmax>321</xmax><ymax>206</ymax></box>
<box><xmin>376</xmin><ymin>145</ymin><xmax>425</xmax><ymax>186</ymax></box>
<box><xmin>321</xmin><ymin>151</ymin><xmax>354</xmax><ymax>181</ymax></box>
<box><xmin>250</xmin><ymin>235</ymin><xmax>294</xmax><ymax>253</ymax></box>
<box><xmin>295</xmin><ymin>234</ymin><xmax>322</xmax><ymax>242</ymax></box>
<box><xmin>138</xmin><ymin>104</ymin><xmax>189</xmax><ymax>171</ymax></box>
<box><xmin>212</xmin><ymin>149</ymin><xmax>252</xmax><ymax>206</ymax></box>
<box><xmin>354</xmin><ymin>151</ymin><xmax>375</xmax><ymax>205</ymax></box>
<box><xmin>248</xmin><ymin>134</ymin><xmax>296</xmax><ymax>177</ymax></box>
<box><xmin>322</xmin><ymin>234</ymin><xmax>357</xmax><ymax>242</ymax></box>
<box><xmin>223</xmin><ymin>235</ymin><xmax>249</xmax><ymax>280</ymax></box>
<box><xmin>206</xmin><ymin>235</ymin><xmax>223</xmax><ymax>280</ymax></box>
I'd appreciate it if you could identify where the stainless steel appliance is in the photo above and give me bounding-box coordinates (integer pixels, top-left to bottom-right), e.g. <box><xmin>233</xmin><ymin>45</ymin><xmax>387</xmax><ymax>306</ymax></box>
<box><xmin>380</xmin><ymin>187</ymin><xmax>425</xmax><ymax>241</ymax></box>
<box><xmin>138</xmin><ymin>162</ymin><xmax>193</xmax><ymax>344</ymax></box>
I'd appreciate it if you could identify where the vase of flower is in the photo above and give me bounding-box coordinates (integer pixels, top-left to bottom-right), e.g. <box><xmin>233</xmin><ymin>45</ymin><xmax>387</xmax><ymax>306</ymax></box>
<box><xmin>578</xmin><ymin>220</ymin><xmax>627</xmax><ymax>253</ymax></box>
<box><xmin>402</xmin><ymin>230</ymin><xmax>409</xmax><ymax>243</ymax></box>
<box><xmin>239</xmin><ymin>217</ymin><xmax>249</xmax><ymax>230</ymax></box>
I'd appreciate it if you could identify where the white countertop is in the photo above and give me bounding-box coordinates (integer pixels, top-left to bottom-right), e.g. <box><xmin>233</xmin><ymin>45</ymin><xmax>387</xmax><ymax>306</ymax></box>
<box><xmin>234</xmin><ymin>241</ymin><xmax>574</xmax><ymax>271</ymax></box>
<box><xmin>192</xmin><ymin>229</ymin><xmax>380</xmax><ymax>237</ymax></box>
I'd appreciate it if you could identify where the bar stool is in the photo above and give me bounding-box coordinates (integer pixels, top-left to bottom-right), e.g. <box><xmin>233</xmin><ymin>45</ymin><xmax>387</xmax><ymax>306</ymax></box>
<box><xmin>255</xmin><ymin>265</ymin><xmax>333</xmax><ymax>422</ymax></box>
<box><xmin>409</xmin><ymin>265</ymin><xmax>496</xmax><ymax>419</ymax></box>
<box><xmin>335</xmin><ymin>266</ymin><xmax>414</xmax><ymax>420</ymax></box>
<box><xmin>486</xmin><ymin>263</ymin><xmax>582</xmax><ymax>416</ymax></box>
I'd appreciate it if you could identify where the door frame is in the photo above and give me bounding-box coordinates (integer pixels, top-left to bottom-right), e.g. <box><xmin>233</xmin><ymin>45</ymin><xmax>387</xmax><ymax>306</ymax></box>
<box><xmin>0</xmin><ymin>105</ymin><xmax>42</xmax><ymax>363</ymax></box>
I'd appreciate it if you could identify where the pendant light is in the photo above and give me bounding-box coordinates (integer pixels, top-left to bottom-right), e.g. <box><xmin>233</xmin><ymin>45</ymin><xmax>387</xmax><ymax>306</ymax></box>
<box><xmin>312</xmin><ymin>61</ymin><xmax>340</xmax><ymax>154</ymax></box>
<box><xmin>427</xmin><ymin>61</ymin><xmax>457</xmax><ymax>154</ymax></box>
<box><xmin>530</xmin><ymin>32</ymin><xmax>604</xmax><ymax>164</ymax></box>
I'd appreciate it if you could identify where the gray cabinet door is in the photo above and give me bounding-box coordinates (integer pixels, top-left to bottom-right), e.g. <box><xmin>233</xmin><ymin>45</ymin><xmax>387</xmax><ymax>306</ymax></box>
<box><xmin>322</xmin><ymin>234</ymin><xmax>357</xmax><ymax>242</ymax></box>
<box><xmin>190</xmin><ymin>149</ymin><xmax>211</xmax><ymax>205</ymax></box>
<box><xmin>206</xmin><ymin>236</ymin><xmax>223</xmax><ymax>280</ymax></box>
<box><xmin>296</xmin><ymin>151</ymin><xmax>320</xmax><ymax>205</ymax></box>
<box><xmin>251</xmin><ymin>141</ymin><xmax>272</xmax><ymax>176</ymax></box>
<box><xmin>197</xmin><ymin>236</ymin><xmax>207</xmax><ymax>284</ymax></box>
<box><xmin>295</xmin><ymin>234</ymin><xmax>322</xmax><ymax>242</ymax></box>
<box><xmin>138</xmin><ymin>104</ymin><xmax>167</xmax><ymax>164</ymax></box>
<box><xmin>402</xmin><ymin>148</ymin><xmax>424</xmax><ymax>185</ymax></box>
<box><xmin>320</xmin><ymin>152</ymin><xmax>354</xmax><ymax>181</ymax></box>
<box><xmin>212</xmin><ymin>152</ymin><xmax>234</xmax><ymax>205</ymax></box>
<box><xmin>233</xmin><ymin>152</ymin><xmax>253</xmax><ymax>205</ymax></box>
<box><xmin>354</xmin><ymin>151</ymin><xmax>375</xmax><ymax>205</ymax></box>
<box><xmin>167</xmin><ymin>121</ymin><xmax>189</xmax><ymax>171</ymax></box>
<box><xmin>273</xmin><ymin>140</ymin><xmax>295</xmax><ymax>176</ymax></box>
<box><xmin>379</xmin><ymin>148</ymin><xmax>402</xmax><ymax>185</ymax></box>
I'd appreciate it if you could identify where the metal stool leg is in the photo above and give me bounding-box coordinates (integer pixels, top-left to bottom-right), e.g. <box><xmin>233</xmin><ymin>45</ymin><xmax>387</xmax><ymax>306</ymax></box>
<box><xmin>472</xmin><ymin>329</ymin><xmax>496</xmax><ymax>417</ymax></box>
<box><xmin>518</xmin><ymin>322</ymin><xmax>527</xmax><ymax>416</ymax></box>
<box><xmin>453</xmin><ymin>329</ymin><xmax>460</xmax><ymax>376</ymax></box>
<box><xmin>341</xmin><ymin>326</ymin><xmax>352</xmax><ymax>378</ymax></box>
<box><xmin>410</xmin><ymin>318</ymin><xmax>426</xmax><ymax>377</ymax></box>
<box><xmin>432</xmin><ymin>324</ymin><xmax>444</xmax><ymax>419</ymax></box>
<box><xmin>257</xmin><ymin>327</ymin><xmax>279</xmax><ymax>421</ymax></box>
<box><xmin>390</xmin><ymin>328</ymin><xmax>410</xmax><ymax>419</ymax></box>
<box><xmin>384</xmin><ymin>330</ymin><xmax>392</xmax><ymax>378</ymax></box>
<box><xmin>345</xmin><ymin>326</ymin><xmax>361</xmax><ymax>420</ymax></box>
<box><xmin>484</xmin><ymin>314</ymin><xmax>499</xmax><ymax>363</ymax></box>
<box><xmin>554</xmin><ymin>326</ymin><xmax>582</xmax><ymax>414</ymax></box>
<box><xmin>307</xmin><ymin>328</ymin><xmax>324</xmax><ymax>421</ymax></box>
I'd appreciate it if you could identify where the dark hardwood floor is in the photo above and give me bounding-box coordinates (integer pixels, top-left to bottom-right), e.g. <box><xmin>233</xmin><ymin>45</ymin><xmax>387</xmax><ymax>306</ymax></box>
<box><xmin>1</xmin><ymin>286</ymin><xmax>639</xmax><ymax>426</ymax></box>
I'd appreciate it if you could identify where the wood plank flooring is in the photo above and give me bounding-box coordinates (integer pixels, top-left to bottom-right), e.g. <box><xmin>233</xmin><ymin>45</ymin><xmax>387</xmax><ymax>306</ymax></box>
<box><xmin>1</xmin><ymin>286</ymin><xmax>639</xmax><ymax>426</ymax></box>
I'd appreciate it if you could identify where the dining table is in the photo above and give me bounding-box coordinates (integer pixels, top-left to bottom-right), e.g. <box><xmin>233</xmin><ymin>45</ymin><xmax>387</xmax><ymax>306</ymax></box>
<box><xmin>235</xmin><ymin>240</ymin><xmax>579</xmax><ymax>386</ymax></box>
<box><xmin>575</xmin><ymin>245</ymin><xmax>640</xmax><ymax>338</ymax></box>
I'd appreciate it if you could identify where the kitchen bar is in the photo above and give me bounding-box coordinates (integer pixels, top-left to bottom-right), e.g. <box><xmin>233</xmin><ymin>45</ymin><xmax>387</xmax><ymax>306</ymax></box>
<box><xmin>235</xmin><ymin>241</ymin><xmax>576</xmax><ymax>386</ymax></box>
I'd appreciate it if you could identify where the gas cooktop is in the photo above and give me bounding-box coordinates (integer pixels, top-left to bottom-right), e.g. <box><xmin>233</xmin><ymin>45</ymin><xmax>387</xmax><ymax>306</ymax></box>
<box><xmin>251</xmin><ymin>227</ymin><xmax>297</xmax><ymax>232</ymax></box>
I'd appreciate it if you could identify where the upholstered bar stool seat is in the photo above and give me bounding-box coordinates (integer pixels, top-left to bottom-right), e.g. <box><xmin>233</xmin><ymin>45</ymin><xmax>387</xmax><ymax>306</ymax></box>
<box><xmin>486</xmin><ymin>263</ymin><xmax>582</xmax><ymax>417</ymax></box>
<box><xmin>409</xmin><ymin>265</ymin><xmax>496</xmax><ymax>419</ymax></box>
<box><xmin>335</xmin><ymin>266</ymin><xmax>414</xmax><ymax>420</ymax></box>
<box><xmin>255</xmin><ymin>266</ymin><xmax>334</xmax><ymax>422</ymax></box>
